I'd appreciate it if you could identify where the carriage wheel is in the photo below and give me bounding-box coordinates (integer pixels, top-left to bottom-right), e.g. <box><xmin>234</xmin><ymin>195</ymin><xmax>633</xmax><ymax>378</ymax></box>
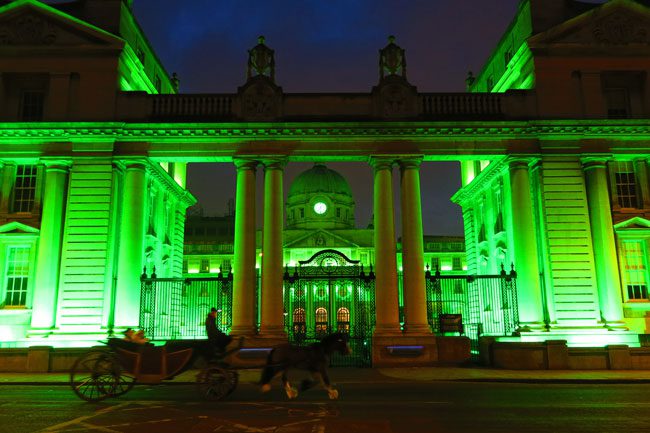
<box><xmin>69</xmin><ymin>350</ymin><xmax>124</xmax><ymax>402</ymax></box>
<box><xmin>196</xmin><ymin>366</ymin><xmax>238</xmax><ymax>401</ymax></box>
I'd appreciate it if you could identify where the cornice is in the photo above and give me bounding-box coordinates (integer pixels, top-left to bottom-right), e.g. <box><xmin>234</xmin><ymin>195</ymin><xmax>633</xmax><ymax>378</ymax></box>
<box><xmin>2</xmin><ymin>121</ymin><xmax>650</xmax><ymax>142</ymax></box>
<box><xmin>451</xmin><ymin>157</ymin><xmax>510</xmax><ymax>206</ymax></box>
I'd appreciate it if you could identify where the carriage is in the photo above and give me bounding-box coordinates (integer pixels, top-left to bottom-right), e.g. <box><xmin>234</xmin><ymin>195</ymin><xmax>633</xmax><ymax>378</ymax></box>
<box><xmin>69</xmin><ymin>337</ymin><xmax>242</xmax><ymax>402</ymax></box>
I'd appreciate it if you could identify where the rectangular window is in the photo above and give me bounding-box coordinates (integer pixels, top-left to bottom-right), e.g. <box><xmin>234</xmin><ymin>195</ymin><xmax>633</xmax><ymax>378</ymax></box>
<box><xmin>614</xmin><ymin>162</ymin><xmax>639</xmax><ymax>209</ymax></box>
<box><xmin>431</xmin><ymin>257</ymin><xmax>440</xmax><ymax>272</ymax></box>
<box><xmin>452</xmin><ymin>257</ymin><xmax>462</xmax><ymax>271</ymax></box>
<box><xmin>605</xmin><ymin>87</ymin><xmax>630</xmax><ymax>118</ymax></box>
<box><xmin>299</xmin><ymin>208</ymin><xmax>304</xmax><ymax>218</ymax></box>
<box><xmin>12</xmin><ymin>165</ymin><xmax>37</xmax><ymax>213</ymax></box>
<box><xmin>200</xmin><ymin>259</ymin><xmax>210</xmax><ymax>273</ymax></box>
<box><xmin>182</xmin><ymin>259</ymin><xmax>188</xmax><ymax>273</ymax></box>
<box><xmin>622</xmin><ymin>241</ymin><xmax>648</xmax><ymax>301</ymax></box>
<box><xmin>20</xmin><ymin>91</ymin><xmax>44</xmax><ymax>121</ymax></box>
<box><xmin>3</xmin><ymin>246</ymin><xmax>30</xmax><ymax>307</ymax></box>
<box><xmin>336</xmin><ymin>208</ymin><xmax>341</xmax><ymax>218</ymax></box>
<box><xmin>221</xmin><ymin>260</ymin><xmax>231</xmax><ymax>273</ymax></box>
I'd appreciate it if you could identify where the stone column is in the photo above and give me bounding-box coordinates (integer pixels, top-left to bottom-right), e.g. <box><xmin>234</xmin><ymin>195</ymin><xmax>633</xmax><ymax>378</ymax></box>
<box><xmin>399</xmin><ymin>157</ymin><xmax>430</xmax><ymax>335</ymax></box>
<box><xmin>371</xmin><ymin>157</ymin><xmax>401</xmax><ymax>336</ymax></box>
<box><xmin>508</xmin><ymin>158</ymin><xmax>544</xmax><ymax>329</ymax></box>
<box><xmin>582</xmin><ymin>157</ymin><xmax>625</xmax><ymax>325</ymax></box>
<box><xmin>231</xmin><ymin>158</ymin><xmax>258</xmax><ymax>336</ymax></box>
<box><xmin>114</xmin><ymin>162</ymin><xmax>147</xmax><ymax>328</ymax></box>
<box><xmin>259</xmin><ymin>158</ymin><xmax>287</xmax><ymax>339</ymax></box>
<box><xmin>31</xmin><ymin>161</ymin><xmax>70</xmax><ymax>329</ymax></box>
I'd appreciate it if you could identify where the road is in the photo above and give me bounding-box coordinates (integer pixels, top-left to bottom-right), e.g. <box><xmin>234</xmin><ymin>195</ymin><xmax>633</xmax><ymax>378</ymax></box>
<box><xmin>1</xmin><ymin>381</ymin><xmax>650</xmax><ymax>433</ymax></box>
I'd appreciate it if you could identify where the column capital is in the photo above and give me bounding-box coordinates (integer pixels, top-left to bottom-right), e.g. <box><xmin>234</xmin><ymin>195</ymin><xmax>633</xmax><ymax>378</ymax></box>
<box><xmin>369</xmin><ymin>156</ymin><xmax>395</xmax><ymax>171</ymax></box>
<box><xmin>581</xmin><ymin>155</ymin><xmax>611</xmax><ymax>171</ymax></box>
<box><xmin>260</xmin><ymin>157</ymin><xmax>287</xmax><ymax>170</ymax></box>
<box><xmin>233</xmin><ymin>157</ymin><xmax>259</xmax><ymax>171</ymax></box>
<box><xmin>507</xmin><ymin>156</ymin><xmax>538</xmax><ymax>171</ymax></box>
<box><xmin>397</xmin><ymin>155</ymin><xmax>423</xmax><ymax>170</ymax></box>
<box><xmin>40</xmin><ymin>159</ymin><xmax>72</xmax><ymax>172</ymax></box>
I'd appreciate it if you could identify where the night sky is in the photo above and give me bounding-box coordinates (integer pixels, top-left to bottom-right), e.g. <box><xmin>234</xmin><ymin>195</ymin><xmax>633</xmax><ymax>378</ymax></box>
<box><xmin>132</xmin><ymin>0</ymin><xmax>524</xmax><ymax>235</ymax></box>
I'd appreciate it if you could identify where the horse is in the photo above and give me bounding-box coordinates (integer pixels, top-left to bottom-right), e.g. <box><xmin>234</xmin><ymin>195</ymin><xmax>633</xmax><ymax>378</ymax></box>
<box><xmin>259</xmin><ymin>332</ymin><xmax>351</xmax><ymax>400</ymax></box>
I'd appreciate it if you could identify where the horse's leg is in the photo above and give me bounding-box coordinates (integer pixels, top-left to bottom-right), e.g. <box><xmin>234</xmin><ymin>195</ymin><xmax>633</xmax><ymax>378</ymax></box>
<box><xmin>299</xmin><ymin>369</ymin><xmax>319</xmax><ymax>392</ymax></box>
<box><xmin>281</xmin><ymin>369</ymin><xmax>298</xmax><ymax>399</ymax></box>
<box><xmin>317</xmin><ymin>364</ymin><xmax>339</xmax><ymax>400</ymax></box>
<box><xmin>260</xmin><ymin>365</ymin><xmax>281</xmax><ymax>393</ymax></box>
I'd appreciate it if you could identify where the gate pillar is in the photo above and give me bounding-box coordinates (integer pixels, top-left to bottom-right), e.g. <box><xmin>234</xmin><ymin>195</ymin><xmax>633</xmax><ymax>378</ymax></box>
<box><xmin>259</xmin><ymin>158</ymin><xmax>287</xmax><ymax>339</ymax></box>
<box><xmin>399</xmin><ymin>157</ymin><xmax>431</xmax><ymax>335</ymax></box>
<box><xmin>231</xmin><ymin>158</ymin><xmax>258</xmax><ymax>336</ymax></box>
<box><xmin>370</xmin><ymin>157</ymin><xmax>401</xmax><ymax>335</ymax></box>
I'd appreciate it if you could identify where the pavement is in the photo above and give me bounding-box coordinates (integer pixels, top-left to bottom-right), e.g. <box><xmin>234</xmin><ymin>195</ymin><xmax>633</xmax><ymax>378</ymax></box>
<box><xmin>3</xmin><ymin>366</ymin><xmax>650</xmax><ymax>385</ymax></box>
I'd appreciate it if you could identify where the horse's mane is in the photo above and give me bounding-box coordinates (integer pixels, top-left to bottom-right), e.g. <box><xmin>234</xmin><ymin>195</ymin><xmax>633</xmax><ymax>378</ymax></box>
<box><xmin>319</xmin><ymin>332</ymin><xmax>349</xmax><ymax>348</ymax></box>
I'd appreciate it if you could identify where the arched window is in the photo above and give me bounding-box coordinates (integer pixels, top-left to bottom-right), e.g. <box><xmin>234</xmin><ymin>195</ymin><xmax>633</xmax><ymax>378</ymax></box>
<box><xmin>315</xmin><ymin>307</ymin><xmax>328</xmax><ymax>334</ymax></box>
<box><xmin>293</xmin><ymin>308</ymin><xmax>306</xmax><ymax>334</ymax></box>
<box><xmin>336</xmin><ymin>307</ymin><xmax>350</xmax><ymax>333</ymax></box>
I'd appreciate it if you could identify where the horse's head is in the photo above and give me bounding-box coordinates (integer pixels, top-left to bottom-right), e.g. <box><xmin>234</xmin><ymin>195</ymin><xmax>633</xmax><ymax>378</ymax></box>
<box><xmin>321</xmin><ymin>332</ymin><xmax>351</xmax><ymax>356</ymax></box>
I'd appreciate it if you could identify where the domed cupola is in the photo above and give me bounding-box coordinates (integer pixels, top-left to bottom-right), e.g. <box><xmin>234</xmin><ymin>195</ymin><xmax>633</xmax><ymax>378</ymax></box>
<box><xmin>286</xmin><ymin>164</ymin><xmax>355</xmax><ymax>229</ymax></box>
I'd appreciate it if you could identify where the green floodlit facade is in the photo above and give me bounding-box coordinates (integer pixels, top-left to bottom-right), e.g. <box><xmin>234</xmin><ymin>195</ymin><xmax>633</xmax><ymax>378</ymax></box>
<box><xmin>0</xmin><ymin>0</ymin><xmax>649</xmax><ymax>356</ymax></box>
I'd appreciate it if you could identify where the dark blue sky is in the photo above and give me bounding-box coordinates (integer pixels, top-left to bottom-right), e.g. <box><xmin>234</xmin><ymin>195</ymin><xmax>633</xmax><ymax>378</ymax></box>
<box><xmin>133</xmin><ymin>0</ymin><xmax>522</xmax><ymax>235</ymax></box>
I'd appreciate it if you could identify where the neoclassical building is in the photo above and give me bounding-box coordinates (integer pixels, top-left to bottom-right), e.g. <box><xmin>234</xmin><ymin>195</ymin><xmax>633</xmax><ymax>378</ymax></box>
<box><xmin>0</xmin><ymin>0</ymin><xmax>648</xmax><ymax>365</ymax></box>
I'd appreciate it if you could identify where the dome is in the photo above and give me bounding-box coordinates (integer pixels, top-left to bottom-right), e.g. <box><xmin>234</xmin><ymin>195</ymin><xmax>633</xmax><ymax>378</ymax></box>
<box><xmin>288</xmin><ymin>164</ymin><xmax>352</xmax><ymax>198</ymax></box>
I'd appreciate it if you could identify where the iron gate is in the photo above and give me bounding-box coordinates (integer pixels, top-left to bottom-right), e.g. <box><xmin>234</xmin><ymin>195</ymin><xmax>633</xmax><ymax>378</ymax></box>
<box><xmin>139</xmin><ymin>269</ymin><xmax>233</xmax><ymax>340</ymax></box>
<box><xmin>283</xmin><ymin>249</ymin><xmax>375</xmax><ymax>367</ymax></box>
<box><xmin>425</xmin><ymin>264</ymin><xmax>519</xmax><ymax>358</ymax></box>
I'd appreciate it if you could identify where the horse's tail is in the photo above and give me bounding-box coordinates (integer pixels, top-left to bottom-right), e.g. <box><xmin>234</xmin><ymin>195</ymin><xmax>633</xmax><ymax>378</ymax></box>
<box><xmin>259</xmin><ymin>348</ymin><xmax>277</xmax><ymax>385</ymax></box>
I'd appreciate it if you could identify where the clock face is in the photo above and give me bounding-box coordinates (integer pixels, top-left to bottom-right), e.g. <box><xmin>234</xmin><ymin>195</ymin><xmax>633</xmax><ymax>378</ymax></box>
<box><xmin>313</xmin><ymin>202</ymin><xmax>327</xmax><ymax>215</ymax></box>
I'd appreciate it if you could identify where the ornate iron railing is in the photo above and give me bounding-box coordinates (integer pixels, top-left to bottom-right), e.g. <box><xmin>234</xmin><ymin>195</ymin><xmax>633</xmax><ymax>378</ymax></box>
<box><xmin>283</xmin><ymin>249</ymin><xmax>376</xmax><ymax>367</ymax></box>
<box><xmin>425</xmin><ymin>265</ymin><xmax>519</xmax><ymax>357</ymax></box>
<box><xmin>139</xmin><ymin>268</ymin><xmax>233</xmax><ymax>340</ymax></box>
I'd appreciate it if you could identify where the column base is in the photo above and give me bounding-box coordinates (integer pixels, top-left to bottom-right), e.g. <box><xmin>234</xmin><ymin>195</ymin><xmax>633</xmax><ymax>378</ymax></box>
<box><xmin>229</xmin><ymin>325</ymin><xmax>258</xmax><ymax>337</ymax></box>
<box><xmin>516</xmin><ymin>322</ymin><xmax>548</xmax><ymax>333</ymax></box>
<box><xmin>402</xmin><ymin>323</ymin><xmax>432</xmax><ymax>336</ymax></box>
<box><xmin>257</xmin><ymin>325</ymin><xmax>287</xmax><ymax>340</ymax></box>
<box><xmin>373</xmin><ymin>324</ymin><xmax>403</xmax><ymax>338</ymax></box>
<box><xmin>603</xmin><ymin>321</ymin><xmax>629</xmax><ymax>331</ymax></box>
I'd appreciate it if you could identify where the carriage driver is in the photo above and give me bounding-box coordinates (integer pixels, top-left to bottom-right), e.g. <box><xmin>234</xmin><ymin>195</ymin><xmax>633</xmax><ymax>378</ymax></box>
<box><xmin>205</xmin><ymin>307</ymin><xmax>233</xmax><ymax>353</ymax></box>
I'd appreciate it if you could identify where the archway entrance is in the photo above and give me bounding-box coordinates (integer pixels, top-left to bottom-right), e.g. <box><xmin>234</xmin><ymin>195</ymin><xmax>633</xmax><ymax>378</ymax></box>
<box><xmin>283</xmin><ymin>249</ymin><xmax>375</xmax><ymax>367</ymax></box>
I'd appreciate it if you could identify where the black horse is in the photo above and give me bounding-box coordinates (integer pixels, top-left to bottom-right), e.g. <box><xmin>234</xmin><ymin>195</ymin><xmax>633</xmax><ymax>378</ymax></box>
<box><xmin>260</xmin><ymin>332</ymin><xmax>351</xmax><ymax>399</ymax></box>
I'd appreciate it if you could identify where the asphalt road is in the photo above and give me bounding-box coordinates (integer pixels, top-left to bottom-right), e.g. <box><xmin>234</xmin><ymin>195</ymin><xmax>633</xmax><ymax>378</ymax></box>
<box><xmin>2</xmin><ymin>381</ymin><xmax>650</xmax><ymax>433</ymax></box>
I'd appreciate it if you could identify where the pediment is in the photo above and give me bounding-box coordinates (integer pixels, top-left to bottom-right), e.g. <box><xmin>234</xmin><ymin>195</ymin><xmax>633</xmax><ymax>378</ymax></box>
<box><xmin>0</xmin><ymin>221</ymin><xmax>39</xmax><ymax>235</ymax></box>
<box><xmin>614</xmin><ymin>216</ymin><xmax>650</xmax><ymax>230</ymax></box>
<box><xmin>529</xmin><ymin>0</ymin><xmax>650</xmax><ymax>47</ymax></box>
<box><xmin>284</xmin><ymin>229</ymin><xmax>359</xmax><ymax>249</ymax></box>
<box><xmin>0</xmin><ymin>0</ymin><xmax>123</xmax><ymax>48</ymax></box>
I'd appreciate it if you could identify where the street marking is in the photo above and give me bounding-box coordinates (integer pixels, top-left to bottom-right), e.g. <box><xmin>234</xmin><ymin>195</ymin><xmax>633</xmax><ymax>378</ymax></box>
<box><xmin>38</xmin><ymin>403</ymin><xmax>128</xmax><ymax>432</ymax></box>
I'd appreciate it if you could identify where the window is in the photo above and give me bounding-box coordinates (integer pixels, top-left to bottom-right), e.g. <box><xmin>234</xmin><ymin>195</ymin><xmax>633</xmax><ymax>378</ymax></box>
<box><xmin>220</xmin><ymin>260</ymin><xmax>231</xmax><ymax>274</ymax></box>
<box><xmin>299</xmin><ymin>208</ymin><xmax>304</xmax><ymax>218</ymax></box>
<box><xmin>621</xmin><ymin>241</ymin><xmax>648</xmax><ymax>301</ymax></box>
<box><xmin>3</xmin><ymin>246</ymin><xmax>30</xmax><ymax>307</ymax></box>
<box><xmin>315</xmin><ymin>307</ymin><xmax>328</xmax><ymax>334</ymax></box>
<box><xmin>431</xmin><ymin>257</ymin><xmax>440</xmax><ymax>272</ymax></box>
<box><xmin>12</xmin><ymin>165</ymin><xmax>37</xmax><ymax>213</ymax></box>
<box><xmin>336</xmin><ymin>208</ymin><xmax>341</xmax><ymax>218</ymax></box>
<box><xmin>20</xmin><ymin>91</ymin><xmax>44</xmax><ymax>121</ymax></box>
<box><xmin>336</xmin><ymin>307</ymin><xmax>350</xmax><ymax>333</ymax></box>
<box><xmin>605</xmin><ymin>87</ymin><xmax>630</xmax><ymax>118</ymax></box>
<box><xmin>293</xmin><ymin>308</ymin><xmax>306</xmax><ymax>334</ymax></box>
<box><xmin>614</xmin><ymin>162</ymin><xmax>639</xmax><ymax>209</ymax></box>
<box><xmin>200</xmin><ymin>259</ymin><xmax>209</xmax><ymax>273</ymax></box>
<box><xmin>452</xmin><ymin>257</ymin><xmax>462</xmax><ymax>271</ymax></box>
<box><xmin>182</xmin><ymin>259</ymin><xmax>188</xmax><ymax>273</ymax></box>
